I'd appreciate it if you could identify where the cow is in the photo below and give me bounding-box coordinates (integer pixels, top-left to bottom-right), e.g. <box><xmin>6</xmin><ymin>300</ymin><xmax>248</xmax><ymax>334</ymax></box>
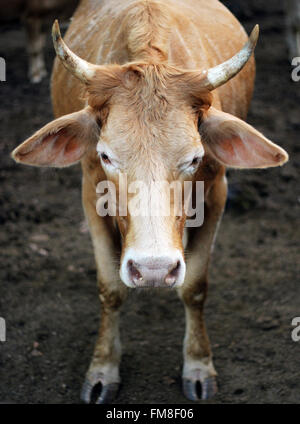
<box><xmin>11</xmin><ymin>0</ymin><xmax>288</xmax><ymax>403</ymax></box>
<box><xmin>285</xmin><ymin>0</ymin><xmax>300</xmax><ymax>59</ymax></box>
<box><xmin>0</xmin><ymin>0</ymin><xmax>78</xmax><ymax>83</ymax></box>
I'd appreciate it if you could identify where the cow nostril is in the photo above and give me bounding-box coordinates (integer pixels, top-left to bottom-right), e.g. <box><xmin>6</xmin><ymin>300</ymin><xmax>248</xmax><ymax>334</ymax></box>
<box><xmin>127</xmin><ymin>260</ymin><xmax>143</xmax><ymax>285</ymax></box>
<box><xmin>165</xmin><ymin>260</ymin><xmax>181</xmax><ymax>286</ymax></box>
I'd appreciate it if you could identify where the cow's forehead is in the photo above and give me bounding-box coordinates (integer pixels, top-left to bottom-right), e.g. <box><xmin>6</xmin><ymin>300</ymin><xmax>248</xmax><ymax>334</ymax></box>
<box><xmin>101</xmin><ymin>102</ymin><xmax>200</xmax><ymax>146</ymax></box>
<box><xmin>98</xmin><ymin>104</ymin><xmax>201</xmax><ymax>172</ymax></box>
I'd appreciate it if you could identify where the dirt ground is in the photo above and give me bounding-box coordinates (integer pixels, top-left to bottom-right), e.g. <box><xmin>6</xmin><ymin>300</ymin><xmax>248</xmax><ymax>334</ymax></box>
<box><xmin>0</xmin><ymin>0</ymin><xmax>299</xmax><ymax>404</ymax></box>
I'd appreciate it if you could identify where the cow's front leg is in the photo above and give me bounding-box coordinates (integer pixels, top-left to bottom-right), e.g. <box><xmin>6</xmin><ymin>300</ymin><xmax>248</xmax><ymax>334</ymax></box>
<box><xmin>178</xmin><ymin>277</ymin><xmax>217</xmax><ymax>401</ymax></box>
<box><xmin>178</xmin><ymin>174</ymin><xmax>227</xmax><ymax>401</ymax></box>
<box><xmin>80</xmin><ymin>175</ymin><xmax>127</xmax><ymax>404</ymax></box>
<box><xmin>81</xmin><ymin>279</ymin><xmax>127</xmax><ymax>404</ymax></box>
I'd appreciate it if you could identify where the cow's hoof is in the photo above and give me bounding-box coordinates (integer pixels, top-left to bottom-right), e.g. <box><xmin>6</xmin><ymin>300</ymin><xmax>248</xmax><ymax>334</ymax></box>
<box><xmin>81</xmin><ymin>379</ymin><xmax>119</xmax><ymax>404</ymax></box>
<box><xmin>183</xmin><ymin>376</ymin><xmax>217</xmax><ymax>401</ymax></box>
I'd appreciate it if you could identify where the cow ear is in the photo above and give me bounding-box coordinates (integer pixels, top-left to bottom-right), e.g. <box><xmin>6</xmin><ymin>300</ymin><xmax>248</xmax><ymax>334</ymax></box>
<box><xmin>11</xmin><ymin>107</ymin><xmax>100</xmax><ymax>167</ymax></box>
<box><xmin>199</xmin><ymin>107</ymin><xmax>288</xmax><ymax>168</ymax></box>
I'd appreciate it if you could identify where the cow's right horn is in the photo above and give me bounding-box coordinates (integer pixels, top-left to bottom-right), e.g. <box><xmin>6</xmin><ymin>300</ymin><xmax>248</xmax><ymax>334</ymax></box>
<box><xmin>52</xmin><ymin>20</ymin><xmax>97</xmax><ymax>84</ymax></box>
<box><xmin>200</xmin><ymin>25</ymin><xmax>259</xmax><ymax>90</ymax></box>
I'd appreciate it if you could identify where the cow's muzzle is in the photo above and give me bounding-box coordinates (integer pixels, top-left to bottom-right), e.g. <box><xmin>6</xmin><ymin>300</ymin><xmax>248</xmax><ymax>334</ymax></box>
<box><xmin>121</xmin><ymin>254</ymin><xmax>186</xmax><ymax>288</ymax></box>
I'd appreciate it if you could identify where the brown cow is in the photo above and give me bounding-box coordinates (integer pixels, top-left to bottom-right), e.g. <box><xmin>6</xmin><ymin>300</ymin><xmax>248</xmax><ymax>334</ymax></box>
<box><xmin>11</xmin><ymin>0</ymin><xmax>288</xmax><ymax>403</ymax></box>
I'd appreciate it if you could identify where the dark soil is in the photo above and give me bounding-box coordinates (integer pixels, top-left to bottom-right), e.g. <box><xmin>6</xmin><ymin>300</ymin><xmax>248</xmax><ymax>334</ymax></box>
<box><xmin>0</xmin><ymin>0</ymin><xmax>299</xmax><ymax>404</ymax></box>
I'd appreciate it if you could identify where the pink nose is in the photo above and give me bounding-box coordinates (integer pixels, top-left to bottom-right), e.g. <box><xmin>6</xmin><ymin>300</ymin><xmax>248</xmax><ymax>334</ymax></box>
<box><xmin>127</xmin><ymin>257</ymin><xmax>182</xmax><ymax>288</ymax></box>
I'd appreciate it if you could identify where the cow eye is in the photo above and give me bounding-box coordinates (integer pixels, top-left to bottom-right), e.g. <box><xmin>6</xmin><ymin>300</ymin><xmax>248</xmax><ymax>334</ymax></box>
<box><xmin>100</xmin><ymin>152</ymin><xmax>111</xmax><ymax>165</ymax></box>
<box><xmin>190</xmin><ymin>156</ymin><xmax>201</xmax><ymax>167</ymax></box>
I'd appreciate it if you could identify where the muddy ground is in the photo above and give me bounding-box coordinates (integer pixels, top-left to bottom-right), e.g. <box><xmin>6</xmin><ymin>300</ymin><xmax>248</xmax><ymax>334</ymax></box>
<box><xmin>0</xmin><ymin>0</ymin><xmax>299</xmax><ymax>404</ymax></box>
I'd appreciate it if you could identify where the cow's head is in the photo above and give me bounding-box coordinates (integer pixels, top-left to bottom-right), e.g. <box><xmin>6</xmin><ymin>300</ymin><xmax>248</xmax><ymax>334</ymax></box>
<box><xmin>12</xmin><ymin>22</ymin><xmax>288</xmax><ymax>288</ymax></box>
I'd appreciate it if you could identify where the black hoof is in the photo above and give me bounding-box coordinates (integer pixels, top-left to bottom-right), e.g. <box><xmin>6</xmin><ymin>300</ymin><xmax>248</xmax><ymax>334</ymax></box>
<box><xmin>183</xmin><ymin>376</ymin><xmax>217</xmax><ymax>401</ymax></box>
<box><xmin>81</xmin><ymin>380</ymin><xmax>120</xmax><ymax>404</ymax></box>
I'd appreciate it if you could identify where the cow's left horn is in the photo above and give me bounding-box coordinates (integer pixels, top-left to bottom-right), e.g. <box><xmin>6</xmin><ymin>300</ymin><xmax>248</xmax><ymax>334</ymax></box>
<box><xmin>201</xmin><ymin>25</ymin><xmax>259</xmax><ymax>90</ymax></box>
<box><xmin>52</xmin><ymin>20</ymin><xmax>96</xmax><ymax>83</ymax></box>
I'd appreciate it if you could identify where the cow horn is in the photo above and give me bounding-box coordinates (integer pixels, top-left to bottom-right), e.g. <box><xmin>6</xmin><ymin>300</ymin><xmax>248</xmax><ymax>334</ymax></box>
<box><xmin>201</xmin><ymin>25</ymin><xmax>259</xmax><ymax>90</ymax></box>
<box><xmin>52</xmin><ymin>20</ymin><xmax>96</xmax><ymax>83</ymax></box>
